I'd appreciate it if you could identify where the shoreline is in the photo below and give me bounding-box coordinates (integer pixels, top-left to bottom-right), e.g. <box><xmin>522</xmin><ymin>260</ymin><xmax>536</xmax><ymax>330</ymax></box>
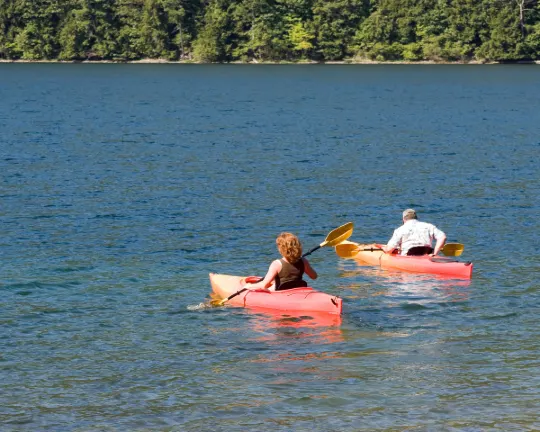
<box><xmin>0</xmin><ymin>58</ymin><xmax>540</xmax><ymax>65</ymax></box>
<box><xmin>1</xmin><ymin>58</ymin><xmax>539</xmax><ymax>65</ymax></box>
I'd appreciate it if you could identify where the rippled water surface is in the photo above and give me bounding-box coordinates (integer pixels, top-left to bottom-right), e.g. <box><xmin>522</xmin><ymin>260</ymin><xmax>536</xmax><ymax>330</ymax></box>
<box><xmin>1</xmin><ymin>64</ymin><xmax>539</xmax><ymax>431</ymax></box>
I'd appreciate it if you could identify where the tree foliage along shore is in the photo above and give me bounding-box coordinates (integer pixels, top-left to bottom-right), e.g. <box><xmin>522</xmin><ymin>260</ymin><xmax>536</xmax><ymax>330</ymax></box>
<box><xmin>1</xmin><ymin>0</ymin><xmax>540</xmax><ymax>62</ymax></box>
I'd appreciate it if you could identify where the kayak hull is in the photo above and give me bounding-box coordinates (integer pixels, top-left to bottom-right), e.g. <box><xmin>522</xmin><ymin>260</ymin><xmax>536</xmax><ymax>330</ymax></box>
<box><xmin>209</xmin><ymin>273</ymin><xmax>343</xmax><ymax>315</ymax></box>
<box><xmin>339</xmin><ymin>243</ymin><xmax>473</xmax><ymax>279</ymax></box>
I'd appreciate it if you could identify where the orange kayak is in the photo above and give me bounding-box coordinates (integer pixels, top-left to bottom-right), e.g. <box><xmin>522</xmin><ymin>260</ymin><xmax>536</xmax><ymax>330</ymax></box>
<box><xmin>209</xmin><ymin>273</ymin><xmax>343</xmax><ymax>315</ymax></box>
<box><xmin>338</xmin><ymin>244</ymin><xmax>473</xmax><ymax>279</ymax></box>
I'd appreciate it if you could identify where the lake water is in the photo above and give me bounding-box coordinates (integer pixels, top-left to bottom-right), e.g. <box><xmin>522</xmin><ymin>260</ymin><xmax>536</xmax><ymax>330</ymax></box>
<box><xmin>1</xmin><ymin>64</ymin><xmax>539</xmax><ymax>431</ymax></box>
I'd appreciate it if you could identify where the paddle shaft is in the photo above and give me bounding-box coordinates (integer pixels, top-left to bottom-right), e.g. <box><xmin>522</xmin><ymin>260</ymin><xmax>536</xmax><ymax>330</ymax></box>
<box><xmin>218</xmin><ymin>288</ymin><xmax>247</xmax><ymax>305</ymax></box>
<box><xmin>301</xmin><ymin>245</ymin><xmax>321</xmax><ymax>257</ymax></box>
<box><xmin>354</xmin><ymin>245</ymin><xmax>462</xmax><ymax>256</ymax></box>
<box><xmin>218</xmin><ymin>276</ymin><xmax>264</xmax><ymax>305</ymax></box>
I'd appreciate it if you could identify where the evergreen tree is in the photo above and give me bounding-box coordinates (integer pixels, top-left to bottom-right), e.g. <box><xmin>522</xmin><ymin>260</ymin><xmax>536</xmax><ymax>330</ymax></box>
<box><xmin>313</xmin><ymin>0</ymin><xmax>368</xmax><ymax>60</ymax></box>
<box><xmin>7</xmin><ymin>0</ymin><xmax>63</xmax><ymax>59</ymax></box>
<box><xmin>58</xmin><ymin>0</ymin><xmax>119</xmax><ymax>60</ymax></box>
<box><xmin>192</xmin><ymin>0</ymin><xmax>232</xmax><ymax>62</ymax></box>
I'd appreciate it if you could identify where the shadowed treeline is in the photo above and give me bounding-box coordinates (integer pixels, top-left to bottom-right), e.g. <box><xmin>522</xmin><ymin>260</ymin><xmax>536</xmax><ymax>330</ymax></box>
<box><xmin>1</xmin><ymin>0</ymin><xmax>539</xmax><ymax>62</ymax></box>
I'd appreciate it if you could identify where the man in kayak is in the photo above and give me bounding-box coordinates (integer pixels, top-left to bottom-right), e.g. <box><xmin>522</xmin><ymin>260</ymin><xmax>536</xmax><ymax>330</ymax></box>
<box><xmin>381</xmin><ymin>209</ymin><xmax>447</xmax><ymax>256</ymax></box>
<box><xmin>245</xmin><ymin>232</ymin><xmax>318</xmax><ymax>291</ymax></box>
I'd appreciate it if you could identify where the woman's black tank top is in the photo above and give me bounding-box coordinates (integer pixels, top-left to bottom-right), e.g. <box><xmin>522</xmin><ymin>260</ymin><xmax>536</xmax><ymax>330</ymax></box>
<box><xmin>275</xmin><ymin>258</ymin><xmax>308</xmax><ymax>291</ymax></box>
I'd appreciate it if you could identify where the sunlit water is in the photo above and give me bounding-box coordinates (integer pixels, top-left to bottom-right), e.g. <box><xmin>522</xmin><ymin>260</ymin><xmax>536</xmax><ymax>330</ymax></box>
<box><xmin>1</xmin><ymin>64</ymin><xmax>539</xmax><ymax>431</ymax></box>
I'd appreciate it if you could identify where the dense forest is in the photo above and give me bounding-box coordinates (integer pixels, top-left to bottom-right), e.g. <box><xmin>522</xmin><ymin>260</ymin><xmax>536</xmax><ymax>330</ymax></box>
<box><xmin>1</xmin><ymin>0</ymin><xmax>539</xmax><ymax>62</ymax></box>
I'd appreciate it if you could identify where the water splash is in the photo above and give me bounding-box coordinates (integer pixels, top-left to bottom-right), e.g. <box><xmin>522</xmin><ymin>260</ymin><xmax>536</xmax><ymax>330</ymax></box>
<box><xmin>187</xmin><ymin>301</ymin><xmax>217</xmax><ymax>311</ymax></box>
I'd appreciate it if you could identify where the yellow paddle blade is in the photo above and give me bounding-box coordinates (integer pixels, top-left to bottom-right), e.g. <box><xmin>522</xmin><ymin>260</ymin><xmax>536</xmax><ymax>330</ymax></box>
<box><xmin>209</xmin><ymin>293</ymin><xmax>225</xmax><ymax>307</ymax></box>
<box><xmin>441</xmin><ymin>243</ymin><xmax>464</xmax><ymax>257</ymax></box>
<box><xmin>321</xmin><ymin>222</ymin><xmax>354</xmax><ymax>247</ymax></box>
<box><xmin>210</xmin><ymin>296</ymin><xmax>233</xmax><ymax>307</ymax></box>
<box><xmin>208</xmin><ymin>297</ymin><xmax>221</xmax><ymax>306</ymax></box>
<box><xmin>210</xmin><ymin>297</ymin><xmax>232</xmax><ymax>307</ymax></box>
<box><xmin>335</xmin><ymin>240</ymin><xmax>361</xmax><ymax>258</ymax></box>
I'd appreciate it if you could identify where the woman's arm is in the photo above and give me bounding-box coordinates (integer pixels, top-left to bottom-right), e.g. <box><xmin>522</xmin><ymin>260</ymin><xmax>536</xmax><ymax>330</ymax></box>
<box><xmin>303</xmin><ymin>258</ymin><xmax>318</xmax><ymax>280</ymax></box>
<box><xmin>245</xmin><ymin>260</ymin><xmax>282</xmax><ymax>290</ymax></box>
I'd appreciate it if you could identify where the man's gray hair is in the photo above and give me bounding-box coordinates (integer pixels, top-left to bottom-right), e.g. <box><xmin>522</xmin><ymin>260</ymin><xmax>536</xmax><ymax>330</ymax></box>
<box><xmin>402</xmin><ymin>209</ymin><xmax>417</xmax><ymax>220</ymax></box>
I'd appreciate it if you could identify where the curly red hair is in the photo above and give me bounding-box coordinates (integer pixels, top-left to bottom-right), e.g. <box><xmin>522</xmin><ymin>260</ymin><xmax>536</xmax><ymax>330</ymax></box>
<box><xmin>276</xmin><ymin>232</ymin><xmax>303</xmax><ymax>263</ymax></box>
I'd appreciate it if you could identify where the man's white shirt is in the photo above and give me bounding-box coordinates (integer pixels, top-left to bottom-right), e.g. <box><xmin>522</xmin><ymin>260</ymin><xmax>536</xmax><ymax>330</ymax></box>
<box><xmin>387</xmin><ymin>220</ymin><xmax>445</xmax><ymax>255</ymax></box>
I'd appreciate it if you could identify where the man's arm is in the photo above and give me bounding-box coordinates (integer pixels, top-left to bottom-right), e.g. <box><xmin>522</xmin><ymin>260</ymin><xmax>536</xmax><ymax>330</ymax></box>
<box><xmin>431</xmin><ymin>227</ymin><xmax>446</xmax><ymax>256</ymax></box>
<box><xmin>382</xmin><ymin>229</ymin><xmax>401</xmax><ymax>254</ymax></box>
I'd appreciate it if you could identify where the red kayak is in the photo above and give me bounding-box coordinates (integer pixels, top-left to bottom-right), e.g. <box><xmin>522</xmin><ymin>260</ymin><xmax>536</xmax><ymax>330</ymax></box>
<box><xmin>336</xmin><ymin>242</ymin><xmax>473</xmax><ymax>279</ymax></box>
<box><xmin>209</xmin><ymin>273</ymin><xmax>343</xmax><ymax>315</ymax></box>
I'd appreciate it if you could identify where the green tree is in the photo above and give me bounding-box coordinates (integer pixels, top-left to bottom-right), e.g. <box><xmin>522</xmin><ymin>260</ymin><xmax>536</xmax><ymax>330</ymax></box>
<box><xmin>313</xmin><ymin>0</ymin><xmax>368</xmax><ymax>60</ymax></box>
<box><xmin>524</xmin><ymin>2</ymin><xmax>540</xmax><ymax>56</ymax></box>
<box><xmin>476</xmin><ymin>0</ymin><xmax>524</xmax><ymax>60</ymax></box>
<box><xmin>287</xmin><ymin>16</ymin><xmax>313</xmax><ymax>57</ymax></box>
<box><xmin>229</xmin><ymin>0</ymin><xmax>295</xmax><ymax>61</ymax></box>
<box><xmin>138</xmin><ymin>0</ymin><xmax>170</xmax><ymax>58</ymax></box>
<box><xmin>8</xmin><ymin>0</ymin><xmax>63</xmax><ymax>59</ymax></box>
<box><xmin>161</xmin><ymin>0</ymin><xmax>201</xmax><ymax>59</ymax></box>
<box><xmin>0</xmin><ymin>0</ymin><xmax>17</xmax><ymax>58</ymax></box>
<box><xmin>354</xmin><ymin>0</ymin><xmax>425</xmax><ymax>60</ymax></box>
<box><xmin>58</xmin><ymin>0</ymin><xmax>118</xmax><ymax>60</ymax></box>
<box><xmin>192</xmin><ymin>0</ymin><xmax>232</xmax><ymax>62</ymax></box>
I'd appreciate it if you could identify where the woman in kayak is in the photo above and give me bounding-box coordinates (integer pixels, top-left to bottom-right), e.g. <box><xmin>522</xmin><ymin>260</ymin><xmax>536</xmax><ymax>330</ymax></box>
<box><xmin>246</xmin><ymin>232</ymin><xmax>318</xmax><ymax>291</ymax></box>
<box><xmin>381</xmin><ymin>208</ymin><xmax>447</xmax><ymax>256</ymax></box>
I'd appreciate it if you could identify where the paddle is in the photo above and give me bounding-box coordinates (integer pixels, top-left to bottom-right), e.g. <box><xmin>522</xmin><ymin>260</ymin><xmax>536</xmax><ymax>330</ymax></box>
<box><xmin>335</xmin><ymin>241</ymin><xmax>464</xmax><ymax>258</ymax></box>
<box><xmin>441</xmin><ymin>243</ymin><xmax>464</xmax><ymax>256</ymax></box>
<box><xmin>215</xmin><ymin>222</ymin><xmax>354</xmax><ymax>306</ymax></box>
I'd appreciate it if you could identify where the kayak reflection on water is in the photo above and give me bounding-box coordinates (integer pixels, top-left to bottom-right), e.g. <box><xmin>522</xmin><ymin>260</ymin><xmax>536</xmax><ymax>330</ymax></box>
<box><xmin>244</xmin><ymin>308</ymin><xmax>344</xmax><ymax>344</ymax></box>
<box><xmin>338</xmin><ymin>266</ymin><xmax>471</xmax><ymax>304</ymax></box>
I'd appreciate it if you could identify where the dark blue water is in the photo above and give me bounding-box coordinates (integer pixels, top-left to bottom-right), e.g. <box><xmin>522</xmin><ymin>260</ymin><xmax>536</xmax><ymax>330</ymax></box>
<box><xmin>1</xmin><ymin>64</ymin><xmax>539</xmax><ymax>431</ymax></box>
